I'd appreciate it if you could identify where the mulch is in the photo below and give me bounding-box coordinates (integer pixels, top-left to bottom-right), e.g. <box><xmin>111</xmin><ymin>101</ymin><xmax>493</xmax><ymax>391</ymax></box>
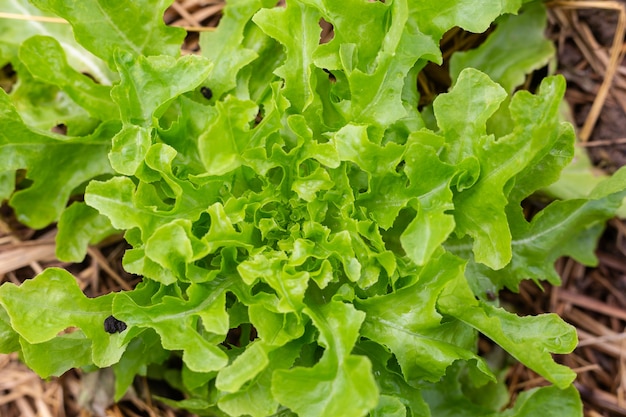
<box><xmin>1</xmin><ymin>1</ymin><xmax>626</xmax><ymax>416</ymax></box>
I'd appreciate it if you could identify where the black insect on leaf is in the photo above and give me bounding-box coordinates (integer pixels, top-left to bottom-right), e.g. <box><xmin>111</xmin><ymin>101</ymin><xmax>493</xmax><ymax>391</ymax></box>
<box><xmin>104</xmin><ymin>315</ymin><xmax>127</xmax><ymax>334</ymax></box>
<box><xmin>200</xmin><ymin>86</ymin><xmax>213</xmax><ymax>100</ymax></box>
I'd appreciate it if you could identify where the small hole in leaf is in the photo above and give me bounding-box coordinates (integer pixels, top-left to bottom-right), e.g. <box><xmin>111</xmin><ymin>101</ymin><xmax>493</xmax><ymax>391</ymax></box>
<box><xmin>15</xmin><ymin>170</ymin><xmax>32</xmax><ymax>191</ymax></box>
<box><xmin>0</xmin><ymin>63</ymin><xmax>17</xmax><ymax>93</ymax></box>
<box><xmin>322</xmin><ymin>68</ymin><xmax>337</xmax><ymax>83</ymax></box>
<box><xmin>395</xmin><ymin>160</ymin><xmax>405</xmax><ymax>174</ymax></box>
<box><xmin>223</xmin><ymin>323</ymin><xmax>258</xmax><ymax>348</ymax></box>
<box><xmin>192</xmin><ymin>211</ymin><xmax>212</xmax><ymax>238</ymax></box>
<box><xmin>51</xmin><ymin>124</ymin><xmax>67</xmax><ymax>135</ymax></box>
<box><xmin>57</xmin><ymin>327</ymin><xmax>79</xmax><ymax>336</ymax></box>
<box><xmin>80</xmin><ymin>71</ymin><xmax>99</xmax><ymax>83</ymax></box>
<box><xmin>319</xmin><ymin>18</ymin><xmax>334</xmax><ymax>44</ymax></box>
<box><xmin>254</xmin><ymin>105</ymin><xmax>264</xmax><ymax>126</ymax></box>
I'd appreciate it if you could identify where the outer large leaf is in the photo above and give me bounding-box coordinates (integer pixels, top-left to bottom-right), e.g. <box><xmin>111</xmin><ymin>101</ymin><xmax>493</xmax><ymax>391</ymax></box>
<box><xmin>422</xmin><ymin>363</ymin><xmax>582</xmax><ymax>417</ymax></box>
<box><xmin>450</xmin><ymin>2</ymin><xmax>554</xmax><ymax>93</ymax></box>
<box><xmin>0</xmin><ymin>89</ymin><xmax>117</xmax><ymax>228</ymax></box>
<box><xmin>0</xmin><ymin>306</ymin><xmax>19</xmax><ymax>353</ymax></box>
<box><xmin>409</xmin><ymin>0</ymin><xmax>523</xmax><ymax>40</ymax></box>
<box><xmin>56</xmin><ymin>202</ymin><xmax>117</xmax><ymax>262</ymax></box>
<box><xmin>0</xmin><ymin>268</ymin><xmax>127</xmax><ymax>370</ymax></box>
<box><xmin>437</xmin><ymin>272</ymin><xmax>577</xmax><ymax>388</ymax></box>
<box><xmin>438</xmin><ymin>70</ymin><xmax>568</xmax><ymax>269</ymax></box>
<box><xmin>0</xmin><ymin>0</ymin><xmax>112</xmax><ymax>83</ymax></box>
<box><xmin>466</xmin><ymin>165</ymin><xmax>626</xmax><ymax>291</ymax></box>
<box><xmin>19</xmin><ymin>35</ymin><xmax>118</xmax><ymax>120</ymax></box>
<box><xmin>29</xmin><ymin>0</ymin><xmax>185</xmax><ymax>68</ymax></box>
<box><xmin>357</xmin><ymin>252</ymin><xmax>493</xmax><ymax>385</ymax></box>
<box><xmin>19</xmin><ymin>332</ymin><xmax>92</xmax><ymax>378</ymax></box>
<box><xmin>272</xmin><ymin>301</ymin><xmax>378</xmax><ymax>417</ymax></box>
<box><xmin>502</xmin><ymin>385</ymin><xmax>582</xmax><ymax>417</ymax></box>
<box><xmin>113</xmin><ymin>279</ymin><xmax>230</xmax><ymax>373</ymax></box>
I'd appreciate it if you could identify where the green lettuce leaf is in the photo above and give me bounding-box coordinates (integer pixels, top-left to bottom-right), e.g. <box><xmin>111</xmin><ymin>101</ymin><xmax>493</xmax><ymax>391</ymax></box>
<box><xmin>437</xmin><ymin>274</ymin><xmax>577</xmax><ymax>388</ymax></box>
<box><xmin>113</xmin><ymin>278</ymin><xmax>230</xmax><ymax>373</ymax></box>
<box><xmin>56</xmin><ymin>202</ymin><xmax>117</xmax><ymax>262</ymax></box>
<box><xmin>29</xmin><ymin>0</ymin><xmax>185</xmax><ymax>68</ymax></box>
<box><xmin>19</xmin><ymin>35</ymin><xmax>118</xmax><ymax>120</ymax></box>
<box><xmin>0</xmin><ymin>1</ymin><xmax>611</xmax><ymax>416</ymax></box>
<box><xmin>0</xmin><ymin>268</ymin><xmax>128</xmax><ymax>372</ymax></box>
<box><xmin>357</xmin><ymin>252</ymin><xmax>493</xmax><ymax>385</ymax></box>
<box><xmin>272</xmin><ymin>301</ymin><xmax>378</xmax><ymax>417</ymax></box>
<box><xmin>437</xmin><ymin>69</ymin><xmax>570</xmax><ymax>269</ymax></box>
<box><xmin>0</xmin><ymin>0</ymin><xmax>112</xmax><ymax>83</ymax></box>
<box><xmin>450</xmin><ymin>2</ymin><xmax>554</xmax><ymax>93</ymax></box>
<box><xmin>199</xmin><ymin>0</ymin><xmax>277</xmax><ymax>99</ymax></box>
<box><xmin>0</xmin><ymin>89</ymin><xmax>117</xmax><ymax>228</ymax></box>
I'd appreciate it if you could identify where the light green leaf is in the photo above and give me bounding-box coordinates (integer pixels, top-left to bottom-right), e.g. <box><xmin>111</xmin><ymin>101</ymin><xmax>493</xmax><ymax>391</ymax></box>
<box><xmin>474</xmin><ymin>165</ymin><xmax>626</xmax><ymax>291</ymax></box>
<box><xmin>358</xmin><ymin>252</ymin><xmax>493</xmax><ymax>384</ymax></box>
<box><xmin>198</xmin><ymin>96</ymin><xmax>258</xmax><ymax>176</ymax></box>
<box><xmin>113</xmin><ymin>279</ymin><xmax>231</xmax><ymax>373</ymax></box>
<box><xmin>254</xmin><ymin>1</ymin><xmax>321</xmax><ymax>111</ymax></box>
<box><xmin>502</xmin><ymin>385</ymin><xmax>582</xmax><ymax>417</ymax></box>
<box><xmin>56</xmin><ymin>202</ymin><xmax>117</xmax><ymax>262</ymax></box>
<box><xmin>410</xmin><ymin>0</ymin><xmax>523</xmax><ymax>41</ymax></box>
<box><xmin>0</xmin><ymin>0</ymin><xmax>112</xmax><ymax>83</ymax></box>
<box><xmin>199</xmin><ymin>0</ymin><xmax>275</xmax><ymax>98</ymax></box>
<box><xmin>437</xmin><ymin>275</ymin><xmax>577</xmax><ymax>388</ymax></box>
<box><xmin>272</xmin><ymin>301</ymin><xmax>378</xmax><ymax>417</ymax></box>
<box><xmin>29</xmin><ymin>0</ymin><xmax>186</xmax><ymax>68</ymax></box>
<box><xmin>108</xmin><ymin>125</ymin><xmax>151</xmax><ymax>175</ymax></box>
<box><xmin>111</xmin><ymin>53</ymin><xmax>213</xmax><ymax>126</ymax></box>
<box><xmin>0</xmin><ymin>268</ymin><xmax>127</xmax><ymax>368</ymax></box>
<box><xmin>399</xmin><ymin>141</ymin><xmax>458</xmax><ymax>265</ymax></box>
<box><xmin>238</xmin><ymin>251</ymin><xmax>308</xmax><ymax>313</ymax></box>
<box><xmin>249</xmin><ymin>305</ymin><xmax>305</xmax><ymax>347</ymax></box>
<box><xmin>218</xmin><ymin>342</ymin><xmax>302</xmax><ymax>417</ymax></box>
<box><xmin>216</xmin><ymin>341</ymin><xmax>271</xmax><ymax>392</ymax></box>
<box><xmin>438</xmin><ymin>70</ymin><xmax>567</xmax><ymax>269</ymax></box>
<box><xmin>0</xmin><ymin>89</ymin><xmax>118</xmax><ymax>228</ymax></box>
<box><xmin>19</xmin><ymin>332</ymin><xmax>92</xmax><ymax>378</ymax></box>
<box><xmin>450</xmin><ymin>2</ymin><xmax>554</xmax><ymax>93</ymax></box>
<box><xmin>0</xmin><ymin>305</ymin><xmax>19</xmax><ymax>353</ymax></box>
<box><xmin>19</xmin><ymin>35</ymin><xmax>118</xmax><ymax>120</ymax></box>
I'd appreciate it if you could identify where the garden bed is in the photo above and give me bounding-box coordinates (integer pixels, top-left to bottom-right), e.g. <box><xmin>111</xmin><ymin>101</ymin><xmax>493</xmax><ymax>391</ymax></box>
<box><xmin>1</xmin><ymin>1</ymin><xmax>626</xmax><ymax>416</ymax></box>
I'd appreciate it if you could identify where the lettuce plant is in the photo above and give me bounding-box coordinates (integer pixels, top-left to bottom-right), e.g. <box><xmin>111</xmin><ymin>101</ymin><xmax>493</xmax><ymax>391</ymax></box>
<box><xmin>1</xmin><ymin>0</ymin><xmax>624</xmax><ymax>416</ymax></box>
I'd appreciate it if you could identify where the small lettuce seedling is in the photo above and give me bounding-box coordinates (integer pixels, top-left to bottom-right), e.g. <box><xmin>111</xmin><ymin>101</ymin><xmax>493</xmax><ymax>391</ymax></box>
<box><xmin>1</xmin><ymin>1</ymin><xmax>624</xmax><ymax>416</ymax></box>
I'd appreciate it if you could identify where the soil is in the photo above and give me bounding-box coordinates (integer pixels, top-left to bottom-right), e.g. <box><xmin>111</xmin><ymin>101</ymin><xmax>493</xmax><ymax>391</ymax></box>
<box><xmin>552</xmin><ymin>5</ymin><xmax>626</xmax><ymax>173</ymax></box>
<box><xmin>1</xmin><ymin>1</ymin><xmax>626</xmax><ymax>416</ymax></box>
